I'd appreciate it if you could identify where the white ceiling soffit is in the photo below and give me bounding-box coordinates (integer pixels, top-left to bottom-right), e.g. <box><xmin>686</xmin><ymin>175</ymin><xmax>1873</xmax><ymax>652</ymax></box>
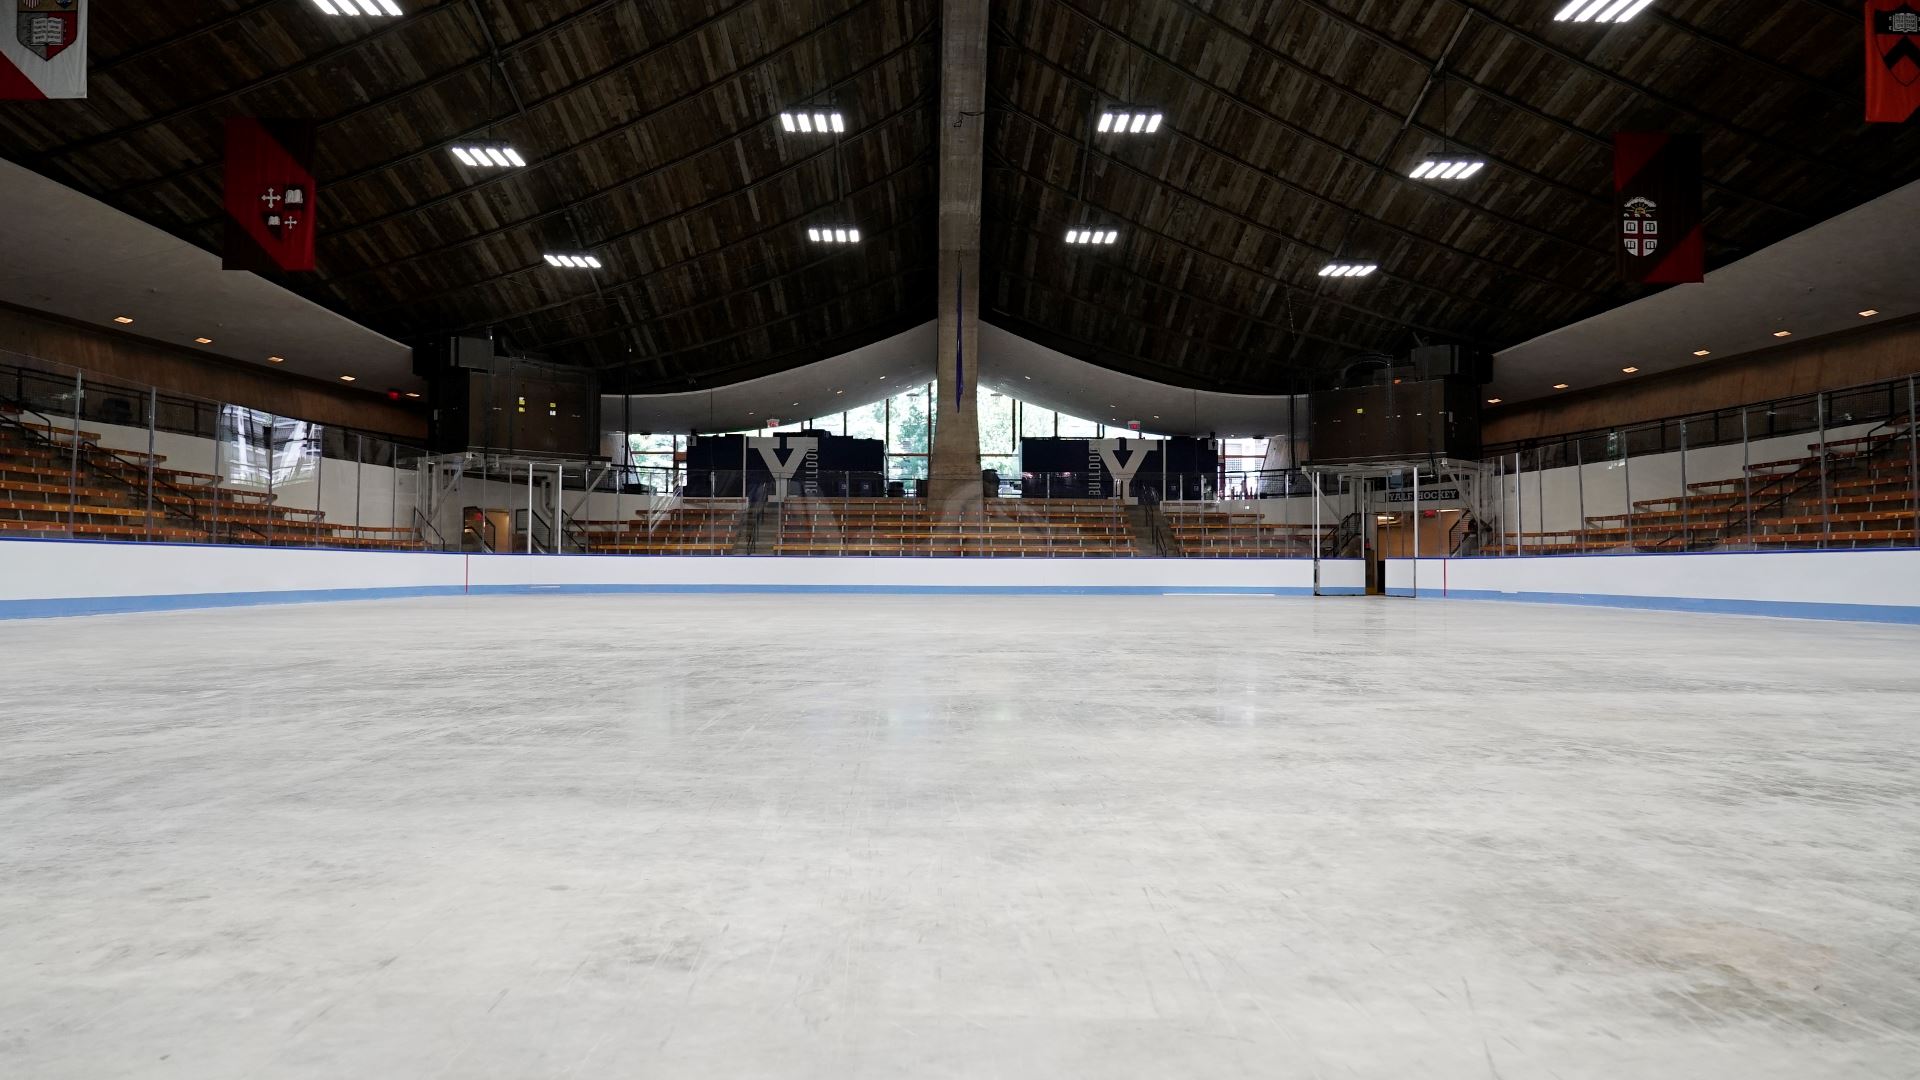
<box><xmin>0</xmin><ymin>156</ymin><xmax>414</xmax><ymax>391</ymax></box>
<box><xmin>1492</xmin><ymin>177</ymin><xmax>1920</xmax><ymax>405</ymax></box>
<box><xmin>603</xmin><ymin>321</ymin><xmax>938</xmax><ymax>434</ymax></box>
<box><xmin>977</xmin><ymin>325</ymin><xmax>1298</xmax><ymax>438</ymax></box>
<box><xmin>602</xmin><ymin>321</ymin><xmax>1300</xmax><ymax>438</ymax></box>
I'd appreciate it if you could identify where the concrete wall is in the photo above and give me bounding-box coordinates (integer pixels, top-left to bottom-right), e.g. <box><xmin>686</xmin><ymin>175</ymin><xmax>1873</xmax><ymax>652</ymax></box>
<box><xmin>0</xmin><ymin>538</ymin><xmax>1363</xmax><ymax>618</ymax></box>
<box><xmin>1385</xmin><ymin>550</ymin><xmax>1920</xmax><ymax>624</ymax></box>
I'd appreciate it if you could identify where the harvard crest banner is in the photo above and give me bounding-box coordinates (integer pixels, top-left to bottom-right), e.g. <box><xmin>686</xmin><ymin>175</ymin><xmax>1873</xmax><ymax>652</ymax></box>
<box><xmin>223</xmin><ymin>119</ymin><xmax>318</xmax><ymax>274</ymax></box>
<box><xmin>1867</xmin><ymin>1</ymin><xmax>1920</xmax><ymax>123</ymax></box>
<box><xmin>0</xmin><ymin>0</ymin><xmax>86</xmax><ymax>100</ymax></box>
<box><xmin>1614</xmin><ymin>132</ymin><xmax>1704</xmax><ymax>286</ymax></box>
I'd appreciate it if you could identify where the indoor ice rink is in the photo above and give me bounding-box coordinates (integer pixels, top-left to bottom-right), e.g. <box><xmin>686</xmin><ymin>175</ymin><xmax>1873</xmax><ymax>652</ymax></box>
<box><xmin>5</xmin><ymin>1</ymin><xmax>1920</xmax><ymax>1077</ymax></box>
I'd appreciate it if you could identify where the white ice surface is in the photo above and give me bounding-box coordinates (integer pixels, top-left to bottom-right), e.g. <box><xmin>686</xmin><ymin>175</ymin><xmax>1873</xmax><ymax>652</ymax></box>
<box><xmin>2</xmin><ymin>595</ymin><xmax>1918</xmax><ymax>1078</ymax></box>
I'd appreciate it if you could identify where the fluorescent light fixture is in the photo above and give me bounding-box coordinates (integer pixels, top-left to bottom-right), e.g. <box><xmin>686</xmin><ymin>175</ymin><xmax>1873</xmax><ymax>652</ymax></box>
<box><xmin>310</xmin><ymin>0</ymin><xmax>342</xmax><ymax>13</ymax></box>
<box><xmin>1859</xmin><ymin>309</ymin><xmax>1879</xmax><ymax>317</ymax></box>
<box><xmin>1064</xmin><ymin>228</ymin><xmax>1120</xmax><ymax>245</ymax></box>
<box><xmin>1553</xmin><ymin>0</ymin><xmax>1655</xmax><ymax>23</ymax></box>
<box><xmin>112</xmin><ymin>315</ymin><xmax>133</xmax><ymax>324</ymax></box>
<box><xmin>1621</xmin><ymin>366</ymin><xmax>1639</xmax><ymax>373</ymax></box>
<box><xmin>450</xmin><ymin>142</ymin><xmax>528</xmax><ymax>169</ymax></box>
<box><xmin>1693</xmin><ymin>349</ymin><xmax>1711</xmax><ymax>357</ymax></box>
<box><xmin>1410</xmin><ymin>157</ymin><xmax>1486</xmax><ymax>181</ymax></box>
<box><xmin>543</xmin><ymin>252</ymin><xmax>602</xmax><ymax>269</ymax></box>
<box><xmin>194</xmin><ymin>336</ymin><xmax>213</xmax><ymax>344</ymax></box>
<box><xmin>268</xmin><ymin>356</ymin><xmax>285</xmax><ymax>363</ymax></box>
<box><xmin>808</xmin><ymin>226</ymin><xmax>861</xmax><ymax>244</ymax></box>
<box><xmin>405</xmin><ymin>392</ymin><xmax>421</xmax><ymax>399</ymax></box>
<box><xmin>1773</xmin><ymin>330</ymin><xmax>1792</xmax><ymax>338</ymax></box>
<box><xmin>1552</xmin><ymin>383</ymin><xmax>1570</xmax><ymax>390</ymax></box>
<box><xmin>1486</xmin><ymin>398</ymin><xmax>1503</xmax><ymax>405</ymax></box>
<box><xmin>340</xmin><ymin>375</ymin><xmax>357</xmax><ymax>382</ymax></box>
<box><xmin>1097</xmin><ymin>110</ymin><xmax>1164</xmax><ymax>135</ymax></box>
<box><xmin>1318</xmin><ymin>262</ymin><xmax>1378</xmax><ymax>277</ymax></box>
<box><xmin>779</xmin><ymin>111</ymin><xmax>846</xmax><ymax>135</ymax></box>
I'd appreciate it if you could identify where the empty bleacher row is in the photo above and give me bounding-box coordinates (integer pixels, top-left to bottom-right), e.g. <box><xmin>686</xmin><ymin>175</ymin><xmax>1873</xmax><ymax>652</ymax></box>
<box><xmin>777</xmin><ymin>498</ymin><xmax>1137</xmax><ymax>556</ymax></box>
<box><xmin>1502</xmin><ymin>423</ymin><xmax>1917</xmax><ymax>554</ymax></box>
<box><xmin>579</xmin><ymin>502</ymin><xmax>747</xmax><ymax>554</ymax></box>
<box><xmin>0</xmin><ymin>411</ymin><xmax>423</xmax><ymax>549</ymax></box>
<box><xmin>1161</xmin><ymin>507</ymin><xmax>1331</xmax><ymax>557</ymax></box>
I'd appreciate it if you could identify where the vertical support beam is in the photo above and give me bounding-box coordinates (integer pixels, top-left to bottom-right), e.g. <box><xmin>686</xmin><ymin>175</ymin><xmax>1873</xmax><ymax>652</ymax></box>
<box><xmin>927</xmin><ymin>0</ymin><xmax>988</xmax><ymax>515</ymax></box>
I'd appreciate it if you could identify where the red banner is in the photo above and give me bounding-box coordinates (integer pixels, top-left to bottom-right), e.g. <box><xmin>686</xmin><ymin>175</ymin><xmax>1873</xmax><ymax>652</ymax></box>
<box><xmin>1614</xmin><ymin>132</ymin><xmax>1703</xmax><ymax>286</ymax></box>
<box><xmin>223</xmin><ymin>118</ymin><xmax>317</xmax><ymax>274</ymax></box>
<box><xmin>1867</xmin><ymin>1</ymin><xmax>1920</xmax><ymax>123</ymax></box>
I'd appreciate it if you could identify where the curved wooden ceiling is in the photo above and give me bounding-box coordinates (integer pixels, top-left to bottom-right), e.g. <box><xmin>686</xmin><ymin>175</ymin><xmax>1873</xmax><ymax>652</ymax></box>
<box><xmin>1</xmin><ymin>0</ymin><xmax>1915</xmax><ymax>394</ymax></box>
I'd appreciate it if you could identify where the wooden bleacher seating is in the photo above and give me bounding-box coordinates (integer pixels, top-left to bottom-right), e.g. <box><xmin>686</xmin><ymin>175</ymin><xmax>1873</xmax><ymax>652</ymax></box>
<box><xmin>1162</xmin><ymin>507</ymin><xmax>1329</xmax><ymax>557</ymax></box>
<box><xmin>775</xmin><ymin>497</ymin><xmax>1138</xmax><ymax>556</ymax></box>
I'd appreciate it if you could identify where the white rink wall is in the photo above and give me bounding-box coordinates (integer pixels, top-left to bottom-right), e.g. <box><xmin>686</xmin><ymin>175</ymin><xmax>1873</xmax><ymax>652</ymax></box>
<box><xmin>1386</xmin><ymin>550</ymin><xmax>1920</xmax><ymax>624</ymax></box>
<box><xmin>0</xmin><ymin>538</ymin><xmax>1363</xmax><ymax>618</ymax></box>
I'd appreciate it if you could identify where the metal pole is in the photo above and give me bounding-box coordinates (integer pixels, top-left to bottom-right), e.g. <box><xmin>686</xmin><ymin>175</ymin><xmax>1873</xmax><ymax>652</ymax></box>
<box><xmin>1910</xmin><ymin>376</ymin><xmax>1918</xmax><ymax>548</ymax></box>
<box><xmin>1742</xmin><ymin>407</ymin><xmax>1754</xmax><ymax>548</ymax></box>
<box><xmin>1312</xmin><ymin>469</ymin><xmax>1321</xmax><ymax>594</ymax></box>
<box><xmin>354</xmin><ymin>434</ymin><xmax>363</xmax><ymax>541</ymax></box>
<box><xmin>144</xmin><ymin>386</ymin><xmax>157</xmax><ymax>542</ymax></box>
<box><xmin>1622</xmin><ymin>436</ymin><xmax>1634</xmax><ymax>551</ymax></box>
<box><xmin>1678</xmin><ymin>419</ymin><xmax>1688</xmax><ymax>550</ymax></box>
<box><xmin>67</xmin><ymin>371</ymin><xmax>81</xmax><ymax>531</ymax></box>
<box><xmin>1574</xmin><ymin>436</ymin><xmax>1584</xmax><ymax>553</ymax></box>
<box><xmin>1411</xmin><ymin>465</ymin><xmax>1420</xmax><ymax>598</ymax></box>
<box><xmin>526</xmin><ymin>462</ymin><xmax>534</xmax><ymax>554</ymax></box>
<box><xmin>1818</xmin><ymin>391</ymin><xmax>1830</xmax><ymax>548</ymax></box>
<box><xmin>1495</xmin><ymin>454</ymin><xmax>1504</xmax><ymax>554</ymax></box>
<box><xmin>1515</xmin><ymin>451</ymin><xmax>1525</xmax><ymax>555</ymax></box>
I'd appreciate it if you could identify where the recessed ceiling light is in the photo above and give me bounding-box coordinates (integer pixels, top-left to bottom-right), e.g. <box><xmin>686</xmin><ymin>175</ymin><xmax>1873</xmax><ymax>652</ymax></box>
<box><xmin>543</xmin><ymin>252</ymin><xmax>602</xmax><ymax>269</ymax></box>
<box><xmin>1693</xmin><ymin>349</ymin><xmax>1711</xmax><ymax>357</ymax></box>
<box><xmin>1621</xmin><ymin>366</ymin><xmax>1639</xmax><ymax>373</ymax></box>
<box><xmin>1408</xmin><ymin>158</ymin><xmax>1486</xmax><ymax>181</ymax></box>
<box><xmin>1097</xmin><ymin>110</ymin><xmax>1164</xmax><ymax>135</ymax></box>
<box><xmin>1773</xmin><ymin>330</ymin><xmax>1792</xmax><ymax>338</ymax></box>
<box><xmin>1486</xmin><ymin>398</ymin><xmax>1503</xmax><ymax>405</ymax></box>
<box><xmin>1552</xmin><ymin>383</ymin><xmax>1570</xmax><ymax>390</ymax></box>
<box><xmin>1859</xmin><ymin>309</ymin><xmax>1879</xmax><ymax>317</ymax></box>
<box><xmin>1023</xmin><ymin>375</ymin><xmax>1031</xmax><ymax>380</ymax></box>
<box><xmin>779</xmin><ymin>110</ymin><xmax>846</xmax><ymax>135</ymax></box>
<box><xmin>339</xmin><ymin>375</ymin><xmax>356</xmax><ymax>382</ymax></box>
<box><xmin>194</xmin><ymin>336</ymin><xmax>213</xmax><ymax>344</ymax></box>
<box><xmin>835</xmin><ymin>389</ymin><xmax>844</xmax><ymax>395</ymax></box>
<box><xmin>309</xmin><ymin>0</ymin><xmax>404</xmax><ymax>15</ymax></box>
<box><xmin>268</xmin><ymin>355</ymin><xmax>285</xmax><ymax>363</ymax></box>
<box><xmin>112</xmin><ymin>315</ymin><xmax>133</xmax><ymax>324</ymax></box>
<box><xmin>1552</xmin><ymin>0</ymin><xmax>1656</xmax><ymax>24</ymax></box>
<box><xmin>1318</xmin><ymin>262</ymin><xmax>1378</xmax><ymax>278</ymax></box>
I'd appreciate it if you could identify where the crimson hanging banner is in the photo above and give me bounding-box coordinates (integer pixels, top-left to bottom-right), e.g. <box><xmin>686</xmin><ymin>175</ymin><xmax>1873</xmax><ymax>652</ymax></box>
<box><xmin>0</xmin><ymin>0</ymin><xmax>87</xmax><ymax>100</ymax></box>
<box><xmin>223</xmin><ymin>118</ymin><xmax>318</xmax><ymax>274</ymax></box>
<box><xmin>1614</xmin><ymin>132</ymin><xmax>1703</xmax><ymax>286</ymax></box>
<box><xmin>1867</xmin><ymin>1</ymin><xmax>1920</xmax><ymax>123</ymax></box>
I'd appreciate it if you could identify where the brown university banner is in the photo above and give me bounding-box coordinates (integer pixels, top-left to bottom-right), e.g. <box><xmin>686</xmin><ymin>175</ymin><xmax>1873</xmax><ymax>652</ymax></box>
<box><xmin>1867</xmin><ymin>1</ymin><xmax>1920</xmax><ymax>123</ymax></box>
<box><xmin>223</xmin><ymin>118</ymin><xmax>317</xmax><ymax>274</ymax></box>
<box><xmin>1614</xmin><ymin>132</ymin><xmax>1703</xmax><ymax>286</ymax></box>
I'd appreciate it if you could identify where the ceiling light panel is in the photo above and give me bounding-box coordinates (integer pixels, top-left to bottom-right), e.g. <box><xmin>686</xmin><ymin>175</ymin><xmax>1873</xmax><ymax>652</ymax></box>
<box><xmin>310</xmin><ymin>0</ymin><xmax>403</xmax><ymax>15</ymax></box>
<box><xmin>1553</xmin><ymin>0</ymin><xmax>1656</xmax><ymax>23</ymax></box>
<box><xmin>780</xmin><ymin>111</ymin><xmax>847</xmax><ymax>134</ymax></box>
<box><xmin>1064</xmin><ymin>229</ymin><xmax>1120</xmax><ymax>245</ymax></box>
<box><xmin>1318</xmin><ymin>262</ymin><xmax>1378</xmax><ymax>278</ymax></box>
<box><xmin>543</xmin><ymin>252</ymin><xmax>603</xmax><ymax>268</ymax></box>
<box><xmin>808</xmin><ymin>226</ymin><xmax>861</xmax><ymax>244</ymax></box>
<box><xmin>1097</xmin><ymin>110</ymin><xmax>1164</xmax><ymax>135</ymax></box>
<box><xmin>450</xmin><ymin>142</ymin><xmax>528</xmax><ymax>169</ymax></box>
<box><xmin>1411</xmin><ymin>159</ymin><xmax>1486</xmax><ymax>181</ymax></box>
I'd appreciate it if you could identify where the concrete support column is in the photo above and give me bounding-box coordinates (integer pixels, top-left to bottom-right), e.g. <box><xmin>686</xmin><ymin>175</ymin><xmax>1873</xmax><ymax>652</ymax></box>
<box><xmin>926</xmin><ymin>0</ymin><xmax>987</xmax><ymax>514</ymax></box>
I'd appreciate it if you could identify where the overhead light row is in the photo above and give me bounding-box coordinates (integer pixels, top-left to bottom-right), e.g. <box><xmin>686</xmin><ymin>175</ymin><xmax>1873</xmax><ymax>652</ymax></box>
<box><xmin>808</xmin><ymin>227</ymin><xmax>861</xmax><ymax>244</ymax></box>
<box><xmin>544</xmin><ymin>253</ymin><xmax>602</xmax><ymax>269</ymax></box>
<box><xmin>1552</xmin><ymin>0</ymin><xmax>1656</xmax><ymax>23</ymax></box>
<box><xmin>1097</xmin><ymin>110</ymin><xmax>1163</xmax><ymax>134</ymax></box>
<box><xmin>1065</xmin><ymin>229</ymin><xmax>1119</xmax><ymax>245</ymax></box>
<box><xmin>1410</xmin><ymin>159</ymin><xmax>1485</xmax><ymax>181</ymax></box>
<box><xmin>450</xmin><ymin>143</ymin><xmax>526</xmax><ymax>168</ymax></box>
<box><xmin>308</xmin><ymin>0</ymin><xmax>402</xmax><ymax>15</ymax></box>
<box><xmin>780</xmin><ymin>111</ymin><xmax>845</xmax><ymax>134</ymax></box>
<box><xmin>1318</xmin><ymin>262</ymin><xmax>1378</xmax><ymax>278</ymax></box>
